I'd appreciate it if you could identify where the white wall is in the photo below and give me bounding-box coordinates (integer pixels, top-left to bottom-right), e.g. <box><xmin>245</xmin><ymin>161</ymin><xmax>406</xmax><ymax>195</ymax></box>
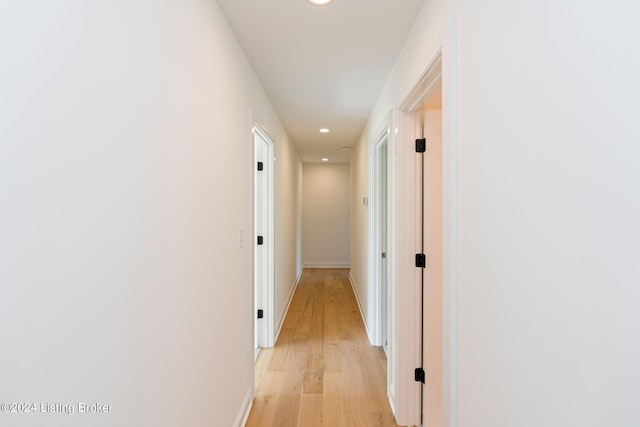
<box><xmin>350</xmin><ymin>134</ymin><xmax>370</xmax><ymax>325</ymax></box>
<box><xmin>0</xmin><ymin>1</ymin><xmax>301</xmax><ymax>426</ymax></box>
<box><xmin>302</xmin><ymin>163</ymin><xmax>351</xmax><ymax>268</ymax></box>
<box><xmin>353</xmin><ymin>0</ymin><xmax>640</xmax><ymax>425</ymax></box>
<box><xmin>272</xmin><ymin>125</ymin><xmax>304</xmax><ymax>330</ymax></box>
<box><xmin>454</xmin><ymin>1</ymin><xmax>640</xmax><ymax>425</ymax></box>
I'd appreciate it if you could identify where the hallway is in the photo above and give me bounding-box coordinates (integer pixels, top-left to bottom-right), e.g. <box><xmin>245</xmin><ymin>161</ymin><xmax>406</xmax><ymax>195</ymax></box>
<box><xmin>247</xmin><ymin>269</ymin><xmax>400</xmax><ymax>427</ymax></box>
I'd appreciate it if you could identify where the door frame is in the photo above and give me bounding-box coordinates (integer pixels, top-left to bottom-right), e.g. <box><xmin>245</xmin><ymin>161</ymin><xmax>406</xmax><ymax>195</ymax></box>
<box><xmin>253</xmin><ymin>123</ymin><xmax>275</xmax><ymax>349</ymax></box>
<box><xmin>369</xmin><ymin>125</ymin><xmax>392</xmax><ymax>348</ymax></box>
<box><xmin>387</xmin><ymin>17</ymin><xmax>458</xmax><ymax>427</ymax></box>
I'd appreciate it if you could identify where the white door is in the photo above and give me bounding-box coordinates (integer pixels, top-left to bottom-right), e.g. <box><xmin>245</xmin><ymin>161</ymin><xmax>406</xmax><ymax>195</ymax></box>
<box><xmin>421</xmin><ymin>107</ymin><xmax>443</xmax><ymax>426</ymax></box>
<box><xmin>254</xmin><ymin>126</ymin><xmax>273</xmax><ymax>350</ymax></box>
<box><xmin>380</xmin><ymin>141</ymin><xmax>389</xmax><ymax>351</ymax></box>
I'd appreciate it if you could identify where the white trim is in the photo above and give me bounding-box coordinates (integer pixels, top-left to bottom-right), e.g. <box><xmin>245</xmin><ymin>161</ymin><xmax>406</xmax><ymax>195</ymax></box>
<box><xmin>302</xmin><ymin>262</ymin><xmax>350</xmax><ymax>268</ymax></box>
<box><xmin>400</xmin><ymin>55</ymin><xmax>443</xmax><ymax>113</ymax></box>
<box><xmin>348</xmin><ymin>273</ymin><xmax>373</xmax><ymax>343</ymax></box>
<box><xmin>274</xmin><ymin>267</ymin><xmax>304</xmax><ymax>343</ymax></box>
<box><xmin>386</xmin><ymin>109</ymin><xmax>400</xmax><ymax>415</ymax></box>
<box><xmin>233</xmin><ymin>387</ymin><xmax>253</xmax><ymax>427</ymax></box>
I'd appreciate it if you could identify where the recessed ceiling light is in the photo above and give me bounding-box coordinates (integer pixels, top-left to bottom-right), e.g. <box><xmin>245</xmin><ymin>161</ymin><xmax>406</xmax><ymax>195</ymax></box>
<box><xmin>308</xmin><ymin>0</ymin><xmax>334</xmax><ymax>5</ymax></box>
<box><xmin>322</xmin><ymin>158</ymin><xmax>329</xmax><ymax>162</ymax></box>
<box><xmin>319</xmin><ymin>128</ymin><xmax>330</xmax><ymax>133</ymax></box>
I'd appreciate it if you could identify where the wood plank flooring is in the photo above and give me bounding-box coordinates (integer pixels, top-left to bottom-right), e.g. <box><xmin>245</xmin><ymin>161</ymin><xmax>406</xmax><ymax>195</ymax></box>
<box><xmin>247</xmin><ymin>268</ymin><xmax>401</xmax><ymax>427</ymax></box>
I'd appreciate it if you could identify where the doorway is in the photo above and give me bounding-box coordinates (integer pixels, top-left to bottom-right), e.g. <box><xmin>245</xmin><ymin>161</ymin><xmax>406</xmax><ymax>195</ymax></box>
<box><xmin>254</xmin><ymin>124</ymin><xmax>275</xmax><ymax>354</ymax></box>
<box><xmin>390</xmin><ymin>21</ymin><xmax>458</xmax><ymax>424</ymax></box>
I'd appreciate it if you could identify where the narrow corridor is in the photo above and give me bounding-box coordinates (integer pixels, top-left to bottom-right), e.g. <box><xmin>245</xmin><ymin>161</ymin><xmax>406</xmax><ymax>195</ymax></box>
<box><xmin>247</xmin><ymin>269</ymin><xmax>400</xmax><ymax>427</ymax></box>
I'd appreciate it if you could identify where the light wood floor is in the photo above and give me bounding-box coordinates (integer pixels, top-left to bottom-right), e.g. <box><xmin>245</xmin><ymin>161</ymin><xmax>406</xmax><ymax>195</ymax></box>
<box><xmin>247</xmin><ymin>268</ymin><xmax>401</xmax><ymax>427</ymax></box>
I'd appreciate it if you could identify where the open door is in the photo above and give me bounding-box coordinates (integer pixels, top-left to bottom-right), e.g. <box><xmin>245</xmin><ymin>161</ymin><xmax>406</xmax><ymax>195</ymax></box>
<box><xmin>421</xmin><ymin>99</ymin><xmax>443</xmax><ymax>426</ymax></box>
<box><xmin>380</xmin><ymin>140</ymin><xmax>389</xmax><ymax>352</ymax></box>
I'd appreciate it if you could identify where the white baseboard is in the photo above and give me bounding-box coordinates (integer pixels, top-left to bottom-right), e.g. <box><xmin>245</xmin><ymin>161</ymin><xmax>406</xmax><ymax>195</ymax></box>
<box><xmin>233</xmin><ymin>386</ymin><xmax>253</xmax><ymax>427</ymax></box>
<box><xmin>274</xmin><ymin>268</ymin><xmax>304</xmax><ymax>343</ymax></box>
<box><xmin>303</xmin><ymin>262</ymin><xmax>351</xmax><ymax>268</ymax></box>
<box><xmin>348</xmin><ymin>273</ymin><xmax>374</xmax><ymax>344</ymax></box>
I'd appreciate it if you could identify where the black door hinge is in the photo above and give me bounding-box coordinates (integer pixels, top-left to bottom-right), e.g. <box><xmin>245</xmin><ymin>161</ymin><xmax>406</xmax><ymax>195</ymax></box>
<box><xmin>415</xmin><ymin>138</ymin><xmax>426</xmax><ymax>153</ymax></box>
<box><xmin>415</xmin><ymin>367</ymin><xmax>425</xmax><ymax>383</ymax></box>
<box><xmin>257</xmin><ymin>161</ymin><xmax>264</xmax><ymax>171</ymax></box>
<box><xmin>415</xmin><ymin>253</ymin><xmax>426</xmax><ymax>268</ymax></box>
<box><xmin>257</xmin><ymin>236</ymin><xmax>264</xmax><ymax>245</ymax></box>
<box><xmin>257</xmin><ymin>309</ymin><xmax>264</xmax><ymax>319</ymax></box>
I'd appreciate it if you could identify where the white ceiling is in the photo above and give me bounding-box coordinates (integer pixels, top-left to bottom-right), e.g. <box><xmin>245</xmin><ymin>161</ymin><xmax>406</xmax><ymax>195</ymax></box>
<box><xmin>216</xmin><ymin>0</ymin><xmax>426</xmax><ymax>163</ymax></box>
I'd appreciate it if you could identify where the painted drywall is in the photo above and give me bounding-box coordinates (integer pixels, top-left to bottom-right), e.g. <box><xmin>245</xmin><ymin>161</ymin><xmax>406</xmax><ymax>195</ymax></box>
<box><xmin>353</xmin><ymin>0</ymin><xmax>640</xmax><ymax>426</ymax></box>
<box><xmin>349</xmin><ymin>132</ymin><xmax>371</xmax><ymax>329</ymax></box>
<box><xmin>453</xmin><ymin>2</ymin><xmax>640</xmax><ymax>425</ymax></box>
<box><xmin>272</xmin><ymin>125</ymin><xmax>304</xmax><ymax>330</ymax></box>
<box><xmin>302</xmin><ymin>163</ymin><xmax>351</xmax><ymax>267</ymax></box>
<box><xmin>0</xmin><ymin>1</ymin><xmax>301</xmax><ymax>426</ymax></box>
